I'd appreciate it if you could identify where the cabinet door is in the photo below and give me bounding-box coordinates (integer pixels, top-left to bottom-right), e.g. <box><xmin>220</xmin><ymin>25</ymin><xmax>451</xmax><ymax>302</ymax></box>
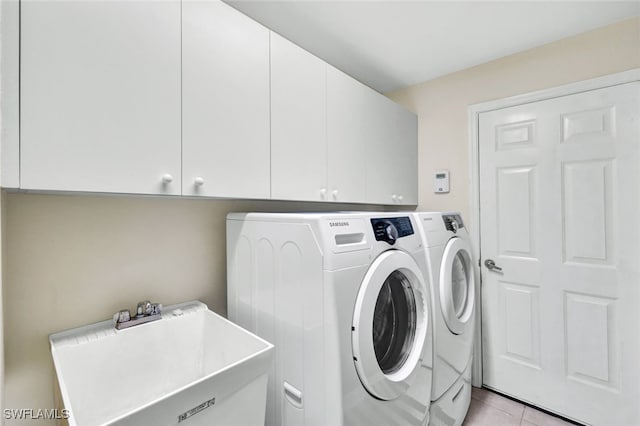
<box><xmin>395</xmin><ymin>106</ymin><xmax>418</xmax><ymax>205</ymax></box>
<box><xmin>326</xmin><ymin>66</ymin><xmax>367</xmax><ymax>204</ymax></box>
<box><xmin>365</xmin><ymin>93</ymin><xmax>418</xmax><ymax>205</ymax></box>
<box><xmin>271</xmin><ymin>33</ymin><xmax>327</xmax><ymax>202</ymax></box>
<box><xmin>365</xmin><ymin>92</ymin><xmax>397</xmax><ymax>205</ymax></box>
<box><xmin>182</xmin><ymin>0</ymin><xmax>270</xmax><ymax>198</ymax></box>
<box><xmin>20</xmin><ymin>0</ymin><xmax>181</xmax><ymax>195</ymax></box>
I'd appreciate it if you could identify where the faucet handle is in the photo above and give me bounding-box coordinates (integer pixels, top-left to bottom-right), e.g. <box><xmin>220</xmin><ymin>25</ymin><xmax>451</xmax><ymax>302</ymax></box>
<box><xmin>113</xmin><ymin>309</ymin><xmax>131</xmax><ymax>324</ymax></box>
<box><xmin>136</xmin><ymin>301</ymin><xmax>162</xmax><ymax>317</ymax></box>
<box><xmin>150</xmin><ymin>303</ymin><xmax>162</xmax><ymax>316</ymax></box>
<box><xmin>137</xmin><ymin>301</ymin><xmax>151</xmax><ymax>316</ymax></box>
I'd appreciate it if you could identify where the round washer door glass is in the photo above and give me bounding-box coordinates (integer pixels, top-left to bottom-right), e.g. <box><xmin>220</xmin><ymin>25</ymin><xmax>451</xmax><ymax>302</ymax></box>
<box><xmin>451</xmin><ymin>253</ymin><xmax>469</xmax><ymax>317</ymax></box>
<box><xmin>439</xmin><ymin>236</ymin><xmax>475</xmax><ymax>335</ymax></box>
<box><xmin>352</xmin><ymin>250</ymin><xmax>429</xmax><ymax>401</ymax></box>
<box><xmin>373</xmin><ymin>270</ymin><xmax>416</xmax><ymax>374</ymax></box>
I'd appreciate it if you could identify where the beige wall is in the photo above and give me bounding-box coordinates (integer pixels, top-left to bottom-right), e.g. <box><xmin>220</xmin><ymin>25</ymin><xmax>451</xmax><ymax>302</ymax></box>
<box><xmin>3</xmin><ymin>193</ymin><xmax>389</xmax><ymax>424</ymax></box>
<box><xmin>2</xmin><ymin>16</ymin><xmax>639</xmax><ymax>426</ymax></box>
<box><xmin>387</xmin><ymin>16</ymin><xmax>640</xmax><ymax>223</ymax></box>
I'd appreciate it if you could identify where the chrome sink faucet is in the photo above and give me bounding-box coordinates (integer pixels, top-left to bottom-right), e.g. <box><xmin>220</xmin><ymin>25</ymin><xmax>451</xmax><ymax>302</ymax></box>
<box><xmin>114</xmin><ymin>300</ymin><xmax>163</xmax><ymax>330</ymax></box>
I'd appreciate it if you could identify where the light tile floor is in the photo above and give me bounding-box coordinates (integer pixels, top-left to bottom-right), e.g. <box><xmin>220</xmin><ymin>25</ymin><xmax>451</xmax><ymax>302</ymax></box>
<box><xmin>463</xmin><ymin>387</ymin><xmax>579</xmax><ymax>426</ymax></box>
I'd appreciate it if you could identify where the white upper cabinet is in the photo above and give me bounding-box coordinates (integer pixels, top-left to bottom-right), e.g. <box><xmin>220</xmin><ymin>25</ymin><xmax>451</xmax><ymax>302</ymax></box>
<box><xmin>14</xmin><ymin>2</ymin><xmax>417</xmax><ymax>204</ymax></box>
<box><xmin>365</xmin><ymin>93</ymin><xmax>418</xmax><ymax>205</ymax></box>
<box><xmin>20</xmin><ymin>0</ymin><xmax>181</xmax><ymax>195</ymax></box>
<box><xmin>270</xmin><ymin>33</ymin><xmax>328</xmax><ymax>202</ymax></box>
<box><xmin>182</xmin><ymin>0</ymin><xmax>270</xmax><ymax>198</ymax></box>
<box><xmin>326</xmin><ymin>66</ymin><xmax>368</xmax><ymax>204</ymax></box>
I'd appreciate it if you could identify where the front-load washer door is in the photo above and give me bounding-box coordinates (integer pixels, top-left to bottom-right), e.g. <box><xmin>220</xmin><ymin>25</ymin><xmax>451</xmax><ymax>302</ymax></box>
<box><xmin>352</xmin><ymin>250</ymin><xmax>429</xmax><ymax>401</ymax></box>
<box><xmin>439</xmin><ymin>236</ymin><xmax>475</xmax><ymax>335</ymax></box>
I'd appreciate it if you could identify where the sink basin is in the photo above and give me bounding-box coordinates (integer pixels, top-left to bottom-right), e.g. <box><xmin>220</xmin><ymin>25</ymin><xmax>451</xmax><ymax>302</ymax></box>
<box><xmin>50</xmin><ymin>301</ymin><xmax>273</xmax><ymax>426</ymax></box>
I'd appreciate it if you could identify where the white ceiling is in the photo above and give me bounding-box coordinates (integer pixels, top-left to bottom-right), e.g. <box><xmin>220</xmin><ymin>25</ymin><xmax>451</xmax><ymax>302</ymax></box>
<box><xmin>225</xmin><ymin>1</ymin><xmax>639</xmax><ymax>93</ymax></box>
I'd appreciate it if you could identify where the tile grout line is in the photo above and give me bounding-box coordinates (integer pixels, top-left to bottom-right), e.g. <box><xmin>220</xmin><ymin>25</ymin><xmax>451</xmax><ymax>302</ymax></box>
<box><xmin>472</xmin><ymin>390</ymin><xmax>528</xmax><ymax>424</ymax></box>
<box><xmin>468</xmin><ymin>399</ymin><xmax>531</xmax><ymax>426</ymax></box>
<box><xmin>480</xmin><ymin>387</ymin><xmax>582</xmax><ymax>426</ymax></box>
<box><xmin>476</xmin><ymin>397</ymin><xmax>525</xmax><ymax>418</ymax></box>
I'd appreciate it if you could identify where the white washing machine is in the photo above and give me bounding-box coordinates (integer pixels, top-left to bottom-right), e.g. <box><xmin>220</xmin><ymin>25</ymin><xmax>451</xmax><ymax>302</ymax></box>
<box><xmin>227</xmin><ymin>212</ymin><xmax>434</xmax><ymax>426</ymax></box>
<box><xmin>413</xmin><ymin>212</ymin><xmax>476</xmax><ymax>426</ymax></box>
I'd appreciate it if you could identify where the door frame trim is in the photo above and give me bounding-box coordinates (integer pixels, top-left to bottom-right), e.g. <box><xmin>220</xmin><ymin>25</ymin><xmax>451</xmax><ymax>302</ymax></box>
<box><xmin>467</xmin><ymin>68</ymin><xmax>640</xmax><ymax>387</ymax></box>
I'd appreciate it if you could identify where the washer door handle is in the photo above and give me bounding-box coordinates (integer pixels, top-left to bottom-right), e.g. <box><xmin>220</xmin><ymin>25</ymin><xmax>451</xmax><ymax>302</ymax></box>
<box><xmin>283</xmin><ymin>381</ymin><xmax>303</xmax><ymax>408</ymax></box>
<box><xmin>484</xmin><ymin>259</ymin><xmax>502</xmax><ymax>272</ymax></box>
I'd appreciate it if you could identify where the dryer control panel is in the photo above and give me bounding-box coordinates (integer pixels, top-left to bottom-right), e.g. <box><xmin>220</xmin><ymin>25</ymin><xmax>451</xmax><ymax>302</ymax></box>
<box><xmin>371</xmin><ymin>217</ymin><xmax>414</xmax><ymax>245</ymax></box>
<box><xmin>442</xmin><ymin>214</ymin><xmax>464</xmax><ymax>233</ymax></box>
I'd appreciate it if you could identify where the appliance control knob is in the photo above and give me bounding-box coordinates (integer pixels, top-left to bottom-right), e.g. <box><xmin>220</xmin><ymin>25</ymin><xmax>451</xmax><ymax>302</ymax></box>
<box><xmin>384</xmin><ymin>222</ymin><xmax>399</xmax><ymax>245</ymax></box>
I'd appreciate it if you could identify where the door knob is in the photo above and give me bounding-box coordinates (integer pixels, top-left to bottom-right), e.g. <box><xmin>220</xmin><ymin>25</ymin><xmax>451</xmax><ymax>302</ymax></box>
<box><xmin>484</xmin><ymin>259</ymin><xmax>502</xmax><ymax>272</ymax></box>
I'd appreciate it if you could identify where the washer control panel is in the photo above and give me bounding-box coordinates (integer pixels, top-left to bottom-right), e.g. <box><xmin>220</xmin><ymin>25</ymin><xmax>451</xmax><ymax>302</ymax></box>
<box><xmin>371</xmin><ymin>217</ymin><xmax>414</xmax><ymax>245</ymax></box>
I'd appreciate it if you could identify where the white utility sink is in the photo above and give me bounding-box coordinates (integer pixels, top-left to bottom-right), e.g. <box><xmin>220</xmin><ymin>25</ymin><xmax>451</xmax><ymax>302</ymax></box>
<box><xmin>50</xmin><ymin>301</ymin><xmax>273</xmax><ymax>426</ymax></box>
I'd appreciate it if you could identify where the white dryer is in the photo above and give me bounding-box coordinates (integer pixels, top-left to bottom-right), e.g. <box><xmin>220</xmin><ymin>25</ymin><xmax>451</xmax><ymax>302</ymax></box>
<box><xmin>413</xmin><ymin>212</ymin><xmax>476</xmax><ymax>426</ymax></box>
<box><xmin>227</xmin><ymin>212</ymin><xmax>433</xmax><ymax>426</ymax></box>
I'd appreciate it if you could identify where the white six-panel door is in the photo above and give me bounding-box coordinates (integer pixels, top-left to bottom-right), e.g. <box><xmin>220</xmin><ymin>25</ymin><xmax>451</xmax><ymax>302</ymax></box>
<box><xmin>479</xmin><ymin>82</ymin><xmax>639</xmax><ymax>425</ymax></box>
